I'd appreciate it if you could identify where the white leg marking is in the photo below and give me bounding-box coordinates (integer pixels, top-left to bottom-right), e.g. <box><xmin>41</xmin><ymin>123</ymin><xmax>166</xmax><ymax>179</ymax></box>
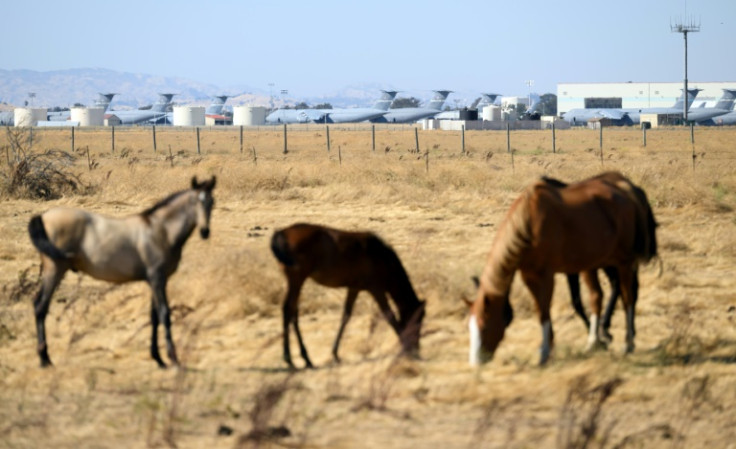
<box><xmin>540</xmin><ymin>320</ymin><xmax>552</xmax><ymax>363</ymax></box>
<box><xmin>586</xmin><ymin>314</ymin><xmax>599</xmax><ymax>350</ymax></box>
<box><xmin>469</xmin><ymin>315</ymin><xmax>482</xmax><ymax>366</ymax></box>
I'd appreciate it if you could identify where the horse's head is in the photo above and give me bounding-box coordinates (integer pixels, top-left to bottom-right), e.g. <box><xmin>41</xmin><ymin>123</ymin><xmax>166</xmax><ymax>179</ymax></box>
<box><xmin>464</xmin><ymin>277</ymin><xmax>513</xmax><ymax>366</ymax></box>
<box><xmin>399</xmin><ymin>299</ymin><xmax>426</xmax><ymax>357</ymax></box>
<box><xmin>191</xmin><ymin>176</ymin><xmax>216</xmax><ymax>239</ymax></box>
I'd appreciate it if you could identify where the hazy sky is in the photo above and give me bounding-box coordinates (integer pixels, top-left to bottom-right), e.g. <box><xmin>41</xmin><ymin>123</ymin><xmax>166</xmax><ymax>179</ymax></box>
<box><xmin>3</xmin><ymin>0</ymin><xmax>735</xmax><ymax>98</ymax></box>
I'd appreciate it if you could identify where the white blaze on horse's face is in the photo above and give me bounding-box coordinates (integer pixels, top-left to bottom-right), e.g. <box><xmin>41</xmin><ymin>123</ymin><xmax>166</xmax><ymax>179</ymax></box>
<box><xmin>196</xmin><ymin>189</ymin><xmax>214</xmax><ymax>239</ymax></box>
<box><xmin>468</xmin><ymin>311</ymin><xmax>494</xmax><ymax>366</ymax></box>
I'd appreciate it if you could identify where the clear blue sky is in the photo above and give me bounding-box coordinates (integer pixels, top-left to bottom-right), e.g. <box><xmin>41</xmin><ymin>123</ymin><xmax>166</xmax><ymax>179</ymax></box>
<box><xmin>3</xmin><ymin>0</ymin><xmax>735</xmax><ymax>97</ymax></box>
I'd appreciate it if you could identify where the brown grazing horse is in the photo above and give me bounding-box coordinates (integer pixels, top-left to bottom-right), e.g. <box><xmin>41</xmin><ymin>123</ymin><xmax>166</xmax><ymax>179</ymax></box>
<box><xmin>28</xmin><ymin>176</ymin><xmax>216</xmax><ymax>368</ymax></box>
<box><xmin>467</xmin><ymin>171</ymin><xmax>656</xmax><ymax>365</ymax></box>
<box><xmin>270</xmin><ymin>223</ymin><xmax>426</xmax><ymax>369</ymax></box>
<box><xmin>541</xmin><ymin>176</ymin><xmax>643</xmax><ymax>341</ymax></box>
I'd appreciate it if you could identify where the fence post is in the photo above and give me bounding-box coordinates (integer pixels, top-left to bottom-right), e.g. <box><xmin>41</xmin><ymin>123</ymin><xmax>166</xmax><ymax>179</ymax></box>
<box><xmin>71</xmin><ymin>126</ymin><xmax>75</xmax><ymax>152</ymax></box>
<box><xmin>326</xmin><ymin>125</ymin><xmax>331</xmax><ymax>152</ymax></box>
<box><xmin>196</xmin><ymin>127</ymin><xmax>201</xmax><ymax>155</ymax></box>
<box><xmin>371</xmin><ymin>124</ymin><xmax>376</xmax><ymax>152</ymax></box>
<box><xmin>552</xmin><ymin>122</ymin><xmax>556</xmax><ymax>153</ymax></box>
<box><xmin>690</xmin><ymin>122</ymin><xmax>695</xmax><ymax>144</ymax></box>
<box><xmin>29</xmin><ymin>127</ymin><xmax>33</xmax><ymax>148</ymax></box>
<box><xmin>506</xmin><ymin>123</ymin><xmax>510</xmax><ymax>153</ymax></box>
<box><xmin>461</xmin><ymin>125</ymin><xmax>466</xmax><ymax>154</ymax></box>
<box><xmin>240</xmin><ymin>125</ymin><xmax>243</xmax><ymax>154</ymax></box>
<box><xmin>642</xmin><ymin>125</ymin><xmax>647</xmax><ymax>147</ymax></box>
<box><xmin>152</xmin><ymin>125</ymin><xmax>157</xmax><ymax>152</ymax></box>
<box><xmin>414</xmin><ymin>127</ymin><xmax>419</xmax><ymax>153</ymax></box>
<box><xmin>283</xmin><ymin>124</ymin><xmax>288</xmax><ymax>154</ymax></box>
<box><xmin>111</xmin><ymin>125</ymin><xmax>115</xmax><ymax>153</ymax></box>
<box><xmin>599</xmin><ymin>124</ymin><xmax>604</xmax><ymax>164</ymax></box>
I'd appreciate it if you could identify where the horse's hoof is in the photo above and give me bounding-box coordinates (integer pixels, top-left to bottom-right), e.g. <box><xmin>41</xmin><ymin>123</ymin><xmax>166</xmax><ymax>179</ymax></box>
<box><xmin>585</xmin><ymin>339</ymin><xmax>608</xmax><ymax>352</ymax></box>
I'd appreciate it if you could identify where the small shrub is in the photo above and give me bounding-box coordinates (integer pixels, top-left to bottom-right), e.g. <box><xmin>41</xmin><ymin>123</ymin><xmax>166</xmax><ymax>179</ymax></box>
<box><xmin>1</xmin><ymin>128</ymin><xmax>91</xmax><ymax>200</ymax></box>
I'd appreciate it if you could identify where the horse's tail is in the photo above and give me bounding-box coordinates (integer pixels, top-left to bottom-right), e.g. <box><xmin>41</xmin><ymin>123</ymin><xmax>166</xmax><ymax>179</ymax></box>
<box><xmin>630</xmin><ymin>184</ymin><xmax>658</xmax><ymax>263</ymax></box>
<box><xmin>28</xmin><ymin>215</ymin><xmax>70</xmax><ymax>261</ymax></box>
<box><xmin>270</xmin><ymin>229</ymin><xmax>295</xmax><ymax>266</ymax></box>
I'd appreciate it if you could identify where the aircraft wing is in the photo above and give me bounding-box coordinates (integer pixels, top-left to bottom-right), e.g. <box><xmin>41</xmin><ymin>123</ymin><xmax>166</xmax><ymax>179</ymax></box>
<box><xmin>297</xmin><ymin>109</ymin><xmax>328</xmax><ymax>122</ymax></box>
<box><xmin>593</xmin><ymin>109</ymin><xmax>629</xmax><ymax>120</ymax></box>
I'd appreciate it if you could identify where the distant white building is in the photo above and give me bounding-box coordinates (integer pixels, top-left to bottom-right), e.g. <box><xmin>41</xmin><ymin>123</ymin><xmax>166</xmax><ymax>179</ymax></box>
<box><xmin>557</xmin><ymin>81</ymin><xmax>736</xmax><ymax>115</ymax></box>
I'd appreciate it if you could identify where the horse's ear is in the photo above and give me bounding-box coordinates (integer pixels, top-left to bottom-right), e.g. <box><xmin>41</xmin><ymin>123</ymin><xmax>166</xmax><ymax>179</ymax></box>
<box><xmin>461</xmin><ymin>295</ymin><xmax>473</xmax><ymax>309</ymax></box>
<box><xmin>191</xmin><ymin>176</ymin><xmax>200</xmax><ymax>189</ymax></box>
<box><xmin>207</xmin><ymin>175</ymin><xmax>217</xmax><ymax>190</ymax></box>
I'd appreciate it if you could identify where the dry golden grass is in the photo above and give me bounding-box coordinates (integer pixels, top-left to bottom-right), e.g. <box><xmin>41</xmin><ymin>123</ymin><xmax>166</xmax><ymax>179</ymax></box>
<box><xmin>1</xmin><ymin>125</ymin><xmax>735</xmax><ymax>448</ymax></box>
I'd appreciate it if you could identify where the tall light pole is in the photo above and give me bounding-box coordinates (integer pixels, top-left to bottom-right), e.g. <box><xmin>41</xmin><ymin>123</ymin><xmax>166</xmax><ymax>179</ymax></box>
<box><xmin>671</xmin><ymin>17</ymin><xmax>700</xmax><ymax>123</ymax></box>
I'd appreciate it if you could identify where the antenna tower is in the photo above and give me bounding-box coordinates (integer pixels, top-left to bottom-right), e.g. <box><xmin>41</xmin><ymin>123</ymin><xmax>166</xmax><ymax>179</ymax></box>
<box><xmin>671</xmin><ymin>15</ymin><xmax>700</xmax><ymax>123</ymax></box>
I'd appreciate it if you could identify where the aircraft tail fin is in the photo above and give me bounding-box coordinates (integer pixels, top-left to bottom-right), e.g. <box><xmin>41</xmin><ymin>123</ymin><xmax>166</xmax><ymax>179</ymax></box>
<box><xmin>428</xmin><ymin>90</ymin><xmax>452</xmax><ymax>111</ymax></box>
<box><xmin>94</xmin><ymin>93</ymin><xmax>117</xmax><ymax>111</ymax></box>
<box><xmin>151</xmin><ymin>93</ymin><xmax>176</xmax><ymax>112</ymax></box>
<box><xmin>714</xmin><ymin>89</ymin><xmax>736</xmax><ymax>110</ymax></box>
<box><xmin>373</xmin><ymin>90</ymin><xmax>398</xmax><ymax>111</ymax></box>
<box><xmin>673</xmin><ymin>88</ymin><xmax>701</xmax><ymax>110</ymax></box>
<box><xmin>206</xmin><ymin>95</ymin><xmax>229</xmax><ymax>115</ymax></box>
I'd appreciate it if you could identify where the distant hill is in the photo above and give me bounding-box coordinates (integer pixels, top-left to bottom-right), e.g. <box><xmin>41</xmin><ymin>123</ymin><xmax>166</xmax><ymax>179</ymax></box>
<box><xmin>0</xmin><ymin>68</ymin><xmax>480</xmax><ymax>110</ymax></box>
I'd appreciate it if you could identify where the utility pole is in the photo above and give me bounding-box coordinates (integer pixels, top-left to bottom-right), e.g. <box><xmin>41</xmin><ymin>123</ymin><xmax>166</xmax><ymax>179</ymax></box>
<box><xmin>671</xmin><ymin>17</ymin><xmax>700</xmax><ymax>123</ymax></box>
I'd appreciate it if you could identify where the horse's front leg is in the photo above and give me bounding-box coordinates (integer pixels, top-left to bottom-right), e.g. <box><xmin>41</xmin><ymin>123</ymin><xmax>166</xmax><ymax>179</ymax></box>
<box><xmin>149</xmin><ymin>297</ymin><xmax>165</xmax><ymax>368</ymax></box>
<box><xmin>521</xmin><ymin>272</ymin><xmax>555</xmax><ymax>365</ymax></box>
<box><xmin>332</xmin><ymin>288</ymin><xmax>359</xmax><ymax>363</ymax></box>
<box><xmin>148</xmin><ymin>271</ymin><xmax>178</xmax><ymax>368</ymax></box>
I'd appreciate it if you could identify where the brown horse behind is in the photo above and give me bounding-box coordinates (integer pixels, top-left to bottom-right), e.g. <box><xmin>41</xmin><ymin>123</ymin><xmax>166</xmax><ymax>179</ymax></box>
<box><xmin>28</xmin><ymin>176</ymin><xmax>216</xmax><ymax>368</ymax></box>
<box><xmin>270</xmin><ymin>223</ymin><xmax>426</xmax><ymax>369</ymax></box>
<box><xmin>467</xmin><ymin>171</ymin><xmax>656</xmax><ymax>365</ymax></box>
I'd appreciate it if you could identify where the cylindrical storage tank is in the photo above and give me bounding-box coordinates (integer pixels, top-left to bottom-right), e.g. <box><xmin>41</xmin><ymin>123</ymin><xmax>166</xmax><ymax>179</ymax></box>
<box><xmin>14</xmin><ymin>108</ymin><xmax>47</xmax><ymax>127</ymax></box>
<box><xmin>233</xmin><ymin>106</ymin><xmax>266</xmax><ymax>126</ymax></box>
<box><xmin>71</xmin><ymin>107</ymin><xmax>104</xmax><ymax>126</ymax></box>
<box><xmin>482</xmin><ymin>105</ymin><xmax>502</xmax><ymax>121</ymax></box>
<box><xmin>173</xmin><ymin>106</ymin><xmax>205</xmax><ymax>126</ymax></box>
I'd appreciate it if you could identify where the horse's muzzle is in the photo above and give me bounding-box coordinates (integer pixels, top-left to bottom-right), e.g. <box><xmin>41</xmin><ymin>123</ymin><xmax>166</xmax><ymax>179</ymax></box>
<box><xmin>200</xmin><ymin>228</ymin><xmax>210</xmax><ymax>239</ymax></box>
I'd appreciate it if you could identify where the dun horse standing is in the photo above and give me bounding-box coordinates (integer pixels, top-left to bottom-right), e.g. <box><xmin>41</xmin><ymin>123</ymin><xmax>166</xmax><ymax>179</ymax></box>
<box><xmin>28</xmin><ymin>176</ymin><xmax>216</xmax><ymax>368</ymax></box>
<box><xmin>467</xmin><ymin>172</ymin><xmax>656</xmax><ymax>365</ymax></box>
<box><xmin>270</xmin><ymin>223</ymin><xmax>426</xmax><ymax>369</ymax></box>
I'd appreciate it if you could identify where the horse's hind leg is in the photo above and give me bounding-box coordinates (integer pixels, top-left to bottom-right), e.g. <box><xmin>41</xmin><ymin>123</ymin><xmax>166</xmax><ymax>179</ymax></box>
<box><xmin>600</xmin><ymin>266</ymin><xmax>620</xmax><ymax>342</ymax></box>
<box><xmin>566</xmin><ymin>273</ymin><xmax>590</xmax><ymax>331</ymax></box>
<box><xmin>617</xmin><ymin>266</ymin><xmax>638</xmax><ymax>354</ymax></box>
<box><xmin>332</xmin><ymin>288</ymin><xmax>359</xmax><ymax>363</ymax></box>
<box><xmin>581</xmin><ymin>270</ymin><xmax>607</xmax><ymax>351</ymax></box>
<box><xmin>33</xmin><ymin>259</ymin><xmax>67</xmax><ymax>367</ymax></box>
<box><xmin>282</xmin><ymin>274</ymin><xmax>312</xmax><ymax>369</ymax></box>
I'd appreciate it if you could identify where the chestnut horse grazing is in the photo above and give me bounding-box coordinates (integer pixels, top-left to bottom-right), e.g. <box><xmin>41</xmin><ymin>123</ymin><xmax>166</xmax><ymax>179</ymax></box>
<box><xmin>28</xmin><ymin>176</ymin><xmax>216</xmax><ymax>368</ymax></box>
<box><xmin>541</xmin><ymin>176</ymin><xmax>643</xmax><ymax>341</ymax></box>
<box><xmin>467</xmin><ymin>171</ymin><xmax>656</xmax><ymax>365</ymax></box>
<box><xmin>270</xmin><ymin>223</ymin><xmax>426</xmax><ymax>369</ymax></box>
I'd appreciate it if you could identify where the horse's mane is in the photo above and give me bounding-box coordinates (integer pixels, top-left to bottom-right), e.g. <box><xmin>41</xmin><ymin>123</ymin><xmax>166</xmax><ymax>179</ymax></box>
<box><xmin>141</xmin><ymin>189</ymin><xmax>189</xmax><ymax>217</ymax></box>
<box><xmin>483</xmin><ymin>186</ymin><xmax>534</xmax><ymax>295</ymax></box>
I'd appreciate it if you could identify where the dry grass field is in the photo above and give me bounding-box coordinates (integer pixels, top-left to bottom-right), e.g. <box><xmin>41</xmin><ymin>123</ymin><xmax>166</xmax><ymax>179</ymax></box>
<box><xmin>1</xmin><ymin>124</ymin><xmax>735</xmax><ymax>448</ymax></box>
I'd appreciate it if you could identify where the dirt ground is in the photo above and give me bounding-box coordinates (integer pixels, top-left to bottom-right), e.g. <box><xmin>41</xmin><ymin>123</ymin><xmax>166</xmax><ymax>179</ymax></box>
<box><xmin>0</xmin><ymin>126</ymin><xmax>734</xmax><ymax>448</ymax></box>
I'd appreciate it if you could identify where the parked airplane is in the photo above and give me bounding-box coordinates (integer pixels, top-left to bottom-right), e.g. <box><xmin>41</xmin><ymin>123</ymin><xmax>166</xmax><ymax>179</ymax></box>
<box><xmin>369</xmin><ymin>90</ymin><xmax>451</xmax><ymax>123</ymax></box>
<box><xmin>107</xmin><ymin>93</ymin><xmax>175</xmax><ymax>125</ymax></box>
<box><xmin>562</xmin><ymin>89</ymin><xmax>700</xmax><ymax>125</ymax></box>
<box><xmin>45</xmin><ymin>93</ymin><xmax>117</xmax><ymax>121</ymax></box>
<box><xmin>265</xmin><ymin>90</ymin><xmax>397</xmax><ymax>124</ymax></box>
<box><xmin>687</xmin><ymin>89</ymin><xmax>736</xmax><ymax>124</ymax></box>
